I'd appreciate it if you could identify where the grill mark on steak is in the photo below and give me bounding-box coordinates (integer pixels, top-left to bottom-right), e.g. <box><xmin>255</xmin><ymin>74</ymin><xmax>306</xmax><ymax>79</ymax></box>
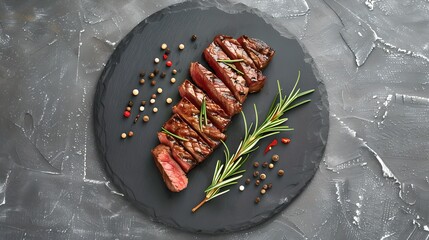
<box><xmin>237</xmin><ymin>35</ymin><xmax>275</xmax><ymax>70</ymax></box>
<box><xmin>172</xmin><ymin>98</ymin><xmax>226</xmax><ymax>148</ymax></box>
<box><xmin>215</xmin><ymin>35</ymin><xmax>266</xmax><ymax>93</ymax></box>
<box><xmin>158</xmin><ymin>132</ymin><xmax>197</xmax><ymax>173</ymax></box>
<box><xmin>163</xmin><ymin>114</ymin><xmax>213</xmax><ymax>163</ymax></box>
<box><xmin>204</xmin><ymin>42</ymin><xmax>249</xmax><ymax>103</ymax></box>
<box><xmin>152</xmin><ymin>145</ymin><xmax>188</xmax><ymax>192</ymax></box>
<box><xmin>190</xmin><ymin>62</ymin><xmax>241</xmax><ymax>116</ymax></box>
<box><xmin>178</xmin><ymin>79</ymin><xmax>231</xmax><ymax>132</ymax></box>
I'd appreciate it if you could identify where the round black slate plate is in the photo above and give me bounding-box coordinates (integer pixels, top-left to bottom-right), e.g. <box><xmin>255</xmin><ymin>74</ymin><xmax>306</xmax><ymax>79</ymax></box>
<box><xmin>94</xmin><ymin>1</ymin><xmax>329</xmax><ymax>234</ymax></box>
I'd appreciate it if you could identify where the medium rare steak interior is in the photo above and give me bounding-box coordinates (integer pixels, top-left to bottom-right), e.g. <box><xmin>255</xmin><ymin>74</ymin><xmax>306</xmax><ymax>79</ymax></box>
<box><xmin>152</xmin><ymin>35</ymin><xmax>275</xmax><ymax>192</ymax></box>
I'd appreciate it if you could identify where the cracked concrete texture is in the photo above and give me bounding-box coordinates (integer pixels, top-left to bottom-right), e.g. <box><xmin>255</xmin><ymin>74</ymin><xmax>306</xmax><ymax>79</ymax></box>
<box><xmin>0</xmin><ymin>0</ymin><xmax>428</xmax><ymax>239</ymax></box>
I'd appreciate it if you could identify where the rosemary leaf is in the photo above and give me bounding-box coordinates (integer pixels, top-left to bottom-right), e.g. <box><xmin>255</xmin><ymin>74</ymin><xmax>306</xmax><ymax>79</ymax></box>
<box><xmin>161</xmin><ymin>127</ymin><xmax>188</xmax><ymax>142</ymax></box>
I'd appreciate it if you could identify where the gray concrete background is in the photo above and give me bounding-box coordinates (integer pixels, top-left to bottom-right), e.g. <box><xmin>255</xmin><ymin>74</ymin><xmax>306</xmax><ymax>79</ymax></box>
<box><xmin>0</xmin><ymin>0</ymin><xmax>428</xmax><ymax>239</ymax></box>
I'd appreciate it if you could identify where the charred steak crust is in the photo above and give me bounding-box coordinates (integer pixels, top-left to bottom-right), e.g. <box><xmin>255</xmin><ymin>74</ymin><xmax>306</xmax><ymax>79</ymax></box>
<box><xmin>190</xmin><ymin>62</ymin><xmax>241</xmax><ymax>116</ymax></box>
<box><xmin>151</xmin><ymin>145</ymin><xmax>188</xmax><ymax>192</ymax></box>
<box><xmin>178</xmin><ymin>80</ymin><xmax>231</xmax><ymax>132</ymax></box>
<box><xmin>172</xmin><ymin>98</ymin><xmax>226</xmax><ymax>148</ymax></box>
<box><xmin>237</xmin><ymin>35</ymin><xmax>275</xmax><ymax>70</ymax></box>
<box><xmin>215</xmin><ymin>35</ymin><xmax>266</xmax><ymax>93</ymax></box>
<box><xmin>158</xmin><ymin>132</ymin><xmax>197</xmax><ymax>173</ymax></box>
<box><xmin>204</xmin><ymin>42</ymin><xmax>249</xmax><ymax>103</ymax></box>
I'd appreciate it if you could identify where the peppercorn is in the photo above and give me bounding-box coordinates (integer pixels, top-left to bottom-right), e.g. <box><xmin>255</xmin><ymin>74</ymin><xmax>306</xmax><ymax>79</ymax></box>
<box><xmin>132</xmin><ymin>89</ymin><xmax>139</xmax><ymax>96</ymax></box>
<box><xmin>255</xmin><ymin>179</ymin><xmax>260</xmax><ymax>186</ymax></box>
<box><xmin>157</xmin><ymin>88</ymin><xmax>163</xmax><ymax>94</ymax></box>
<box><xmin>191</xmin><ymin>34</ymin><xmax>197</xmax><ymax>41</ymax></box>
<box><xmin>260</xmin><ymin>173</ymin><xmax>266</xmax><ymax>180</ymax></box>
<box><xmin>269</xmin><ymin>163</ymin><xmax>274</xmax><ymax>169</ymax></box>
<box><xmin>154</xmin><ymin>68</ymin><xmax>159</xmax><ymax>75</ymax></box>
<box><xmin>149</xmin><ymin>73</ymin><xmax>155</xmax><ymax>79</ymax></box>
<box><xmin>161</xmin><ymin>43</ymin><xmax>167</xmax><ymax>50</ymax></box>
<box><xmin>178</xmin><ymin>43</ymin><xmax>185</xmax><ymax>50</ymax></box>
<box><xmin>272</xmin><ymin>154</ymin><xmax>279</xmax><ymax>162</ymax></box>
<box><xmin>125</xmin><ymin>106</ymin><xmax>131</xmax><ymax>111</ymax></box>
<box><xmin>151</xmin><ymin>94</ymin><xmax>157</xmax><ymax>99</ymax></box>
<box><xmin>163</xmin><ymin>54</ymin><xmax>168</xmax><ymax>60</ymax></box>
<box><xmin>260</xmin><ymin>189</ymin><xmax>266</xmax><ymax>195</ymax></box>
<box><xmin>278</xmin><ymin>169</ymin><xmax>285</xmax><ymax>176</ymax></box>
<box><xmin>165</xmin><ymin>48</ymin><xmax>171</xmax><ymax>54</ymax></box>
<box><xmin>239</xmin><ymin>185</ymin><xmax>245</xmax><ymax>192</ymax></box>
<box><xmin>139</xmin><ymin>106</ymin><xmax>144</xmax><ymax>112</ymax></box>
<box><xmin>134</xmin><ymin>114</ymin><xmax>140</xmax><ymax>123</ymax></box>
<box><xmin>160</xmin><ymin>72</ymin><xmax>166</xmax><ymax>78</ymax></box>
<box><xmin>166</xmin><ymin>98</ymin><xmax>172</xmax><ymax>104</ymax></box>
<box><xmin>143</xmin><ymin>115</ymin><xmax>149</xmax><ymax>122</ymax></box>
<box><xmin>255</xmin><ymin>197</ymin><xmax>260</xmax><ymax>204</ymax></box>
<box><xmin>121</xmin><ymin>133</ymin><xmax>127</xmax><ymax>139</ymax></box>
<box><xmin>141</xmin><ymin>101</ymin><xmax>146</xmax><ymax>106</ymax></box>
<box><xmin>150</xmin><ymin>99</ymin><xmax>155</xmax><ymax>104</ymax></box>
<box><xmin>170</xmin><ymin>77</ymin><xmax>176</xmax><ymax>84</ymax></box>
<box><xmin>245</xmin><ymin>178</ymin><xmax>251</xmax><ymax>185</ymax></box>
<box><xmin>151</xmin><ymin>80</ymin><xmax>156</xmax><ymax>86</ymax></box>
<box><xmin>262</xmin><ymin>162</ymin><xmax>268</xmax><ymax>168</ymax></box>
<box><xmin>128</xmin><ymin>101</ymin><xmax>134</xmax><ymax>107</ymax></box>
<box><xmin>123</xmin><ymin>111</ymin><xmax>131</xmax><ymax>118</ymax></box>
<box><xmin>166</xmin><ymin>61</ymin><xmax>172</xmax><ymax>67</ymax></box>
<box><xmin>268</xmin><ymin>183</ymin><xmax>273</xmax><ymax>189</ymax></box>
<box><xmin>281</xmin><ymin>138</ymin><xmax>291</xmax><ymax>144</ymax></box>
<box><xmin>139</xmin><ymin>71</ymin><xmax>145</xmax><ymax>77</ymax></box>
<box><xmin>253</xmin><ymin>162</ymin><xmax>259</xmax><ymax>168</ymax></box>
<box><xmin>154</xmin><ymin>57</ymin><xmax>160</xmax><ymax>63</ymax></box>
<box><xmin>139</xmin><ymin>78</ymin><xmax>145</xmax><ymax>84</ymax></box>
<box><xmin>172</xmin><ymin>69</ymin><xmax>177</xmax><ymax>75</ymax></box>
<box><xmin>153</xmin><ymin>107</ymin><xmax>158</xmax><ymax>113</ymax></box>
<box><xmin>253</xmin><ymin>171</ymin><xmax>259</xmax><ymax>177</ymax></box>
<box><xmin>128</xmin><ymin>131</ymin><xmax>134</xmax><ymax>137</ymax></box>
<box><xmin>262</xmin><ymin>184</ymin><xmax>268</xmax><ymax>190</ymax></box>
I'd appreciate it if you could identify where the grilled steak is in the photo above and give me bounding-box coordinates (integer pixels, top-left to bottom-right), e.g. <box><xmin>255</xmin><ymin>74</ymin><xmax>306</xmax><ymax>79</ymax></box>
<box><xmin>163</xmin><ymin>114</ymin><xmax>213</xmax><ymax>163</ymax></box>
<box><xmin>152</xmin><ymin>145</ymin><xmax>188</xmax><ymax>192</ymax></box>
<box><xmin>172</xmin><ymin>98</ymin><xmax>226</xmax><ymax>148</ymax></box>
<box><xmin>215</xmin><ymin>35</ymin><xmax>266</xmax><ymax>93</ymax></box>
<box><xmin>190</xmin><ymin>62</ymin><xmax>241</xmax><ymax>116</ymax></box>
<box><xmin>237</xmin><ymin>35</ymin><xmax>275</xmax><ymax>70</ymax></box>
<box><xmin>158</xmin><ymin>132</ymin><xmax>196</xmax><ymax>173</ymax></box>
<box><xmin>204</xmin><ymin>42</ymin><xmax>249</xmax><ymax>103</ymax></box>
<box><xmin>178</xmin><ymin>80</ymin><xmax>231</xmax><ymax>132</ymax></box>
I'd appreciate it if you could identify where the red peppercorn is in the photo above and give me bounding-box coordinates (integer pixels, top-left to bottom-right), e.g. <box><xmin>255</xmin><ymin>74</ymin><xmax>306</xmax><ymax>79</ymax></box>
<box><xmin>163</xmin><ymin>54</ymin><xmax>168</xmax><ymax>60</ymax></box>
<box><xmin>123</xmin><ymin>111</ymin><xmax>131</xmax><ymax>118</ymax></box>
<box><xmin>166</xmin><ymin>61</ymin><xmax>172</xmax><ymax>67</ymax></box>
<box><xmin>281</xmin><ymin>138</ymin><xmax>291</xmax><ymax>144</ymax></box>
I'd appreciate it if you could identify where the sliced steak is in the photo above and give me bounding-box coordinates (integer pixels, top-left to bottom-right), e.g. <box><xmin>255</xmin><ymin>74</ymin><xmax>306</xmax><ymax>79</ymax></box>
<box><xmin>203</xmin><ymin>42</ymin><xmax>249</xmax><ymax>103</ymax></box>
<box><xmin>237</xmin><ymin>35</ymin><xmax>275</xmax><ymax>70</ymax></box>
<box><xmin>215</xmin><ymin>35</ymin><xmax>266</xmax><ymax>93</ymax></box>
<box><xmin>178</xmin><ymin>79</ymin><xmax>231</xmax><ymax>132</ymax></box>
<box><xmin>173</xmin><ymin>98</ymin><xmax>226</xmax><ymax>148</ymax></box>
<box><xmin>163</xmin><ymin>114</ymin><xmax>213</xmax><ymax>163</ymax></box>
<box><xmin>158</xmin><ymin>132</ymin><xmax>196</xmax><ymax>173</ymax></box>
<box><xmin>190</xmin><ymin>62</ymin><xmax>241</xmax><ymax>116</ymax></box>
<box><xmin>151</xmin><ymin>145</ymin><xmax>188</xmax><ymax>192</ymax></box>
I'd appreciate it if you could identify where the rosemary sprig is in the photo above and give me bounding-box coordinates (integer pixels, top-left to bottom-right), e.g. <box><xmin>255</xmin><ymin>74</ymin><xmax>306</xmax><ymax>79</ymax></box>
<box><xmin>161</xmin><ymin>127</ymin><xmax>188</xmax><ymax>142</ymax></box>
<box><xmin>192</xmin><ymin>71</ymin><xmax>314</xmax><ymax>212</ymax></box>
<box><xmin>217</xmin><ymin>59</ymin><xmax>244</xmax><ymax>75</ymax></box>
<box><xmin>199</xmin><ymin>97</ymin><xmax>208</xmax><ymax>130</ymax></box>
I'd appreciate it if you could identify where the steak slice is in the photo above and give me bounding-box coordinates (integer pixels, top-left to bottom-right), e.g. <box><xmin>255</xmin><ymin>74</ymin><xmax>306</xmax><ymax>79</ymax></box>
<box><xmin>237</xmin><ymin>35</ymin><xmax>275</xmax><ymax>70</ymax></box>
<box><xmin>204</xmin><ymin>42</ymin><xmax>249</xmax><ymax>103</ymax></box>
<box><xmin>151</xmin><ymin>145</ymin><xmax>188</xmax><ymax>192</ymax></box>
<box><xmin>158</xmin><ymin>132</ymin><xmax>196</xmax><ymax>173</ymax></box>
<box><xmin>173</xmin><ymin>98</ymin><xmax>226</xmax><ymax>148</ymax></box>
<box><xmin>215</xmin><ymin>35</ymin><xmax>266</xmax><ymax>93</ymax></box>
<box><xmin>178</xmin><ymin>80</ymin><xmax>231</xmax><ymax>132</ymax></box>
<box><xmin>190</xmin><ymin>62</ymin><xmax>241</xmax><ymax>116</ymax></box>
<box><xmin>163</xmin><ymin>114</ymin><xmax>213</xmax><ymax>163</ymax></box>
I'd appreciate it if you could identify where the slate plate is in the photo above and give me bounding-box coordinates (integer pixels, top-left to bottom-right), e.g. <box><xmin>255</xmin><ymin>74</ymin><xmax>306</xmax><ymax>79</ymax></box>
<box><xmin>93</xmin><ymin>1</ymin><xmax>329</xmax><ymax>234</ymax></box>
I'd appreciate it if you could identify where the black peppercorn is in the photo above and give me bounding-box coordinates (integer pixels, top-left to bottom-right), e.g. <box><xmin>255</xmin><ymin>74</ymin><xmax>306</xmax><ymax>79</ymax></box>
<box><xmin>139</xmin><ymin>71</ymin><xmax>145</xmax><ymax>77</ymax></box>
<box><xmin>255</xmin><ymin>179</ymin><xmax>260</xmax><ymax>186</ymax></box>
<box><xmin>253</xmin><ymin>171</ymin><xmax>259</xmax><ymax>177</ymax></box>
<box><xmin>165</xmin><ymin>48</ymin><xmax>171</xmax><ymax>55</ymax></box>
<box><xmin>245</xmin><ymin>178</ymin><xmax>251</xmax><ymax>185</ymax></box>
<box><xmin>268</xmin><ymin>183</ymin><xmax>273</xmax><ymax>189</ymax></box>
<box><xmin>160</xmin><ymin>72</ymin><xmax>166</xmax><ymax>78</ymax></box>
<box><xmin>262</xmin><ymin>162</ymin><xmax>268</xmax><ymax>168</ymax></box>
<box><xmin>128</xmin><ymin>101</ymin><xmax>133</xmax><ymax>107</ymax></box>
<box><xmin>149</xmin><ymin>73</ymin><xmax>155</xmax><ymax>79</ymax></box>
<box><xmin>154</xmin><ymin>68</ymin><xmax>159</xmax><ymax>75</ymax></box>
<box><xmin>191</xmin><ymin>34</ymin><xmax>197</xmax><ymax>41</ymax></box>
<box><xmin>141</xmin><ymin>101</ymin><xmax>146</xmax><ymax>106</ymax></box>
<box><xmin>151</xmin><ymin>80</ymin><xmax>156</xmax><ymax>86</ymax></box>
<box><xmin>255</xmin><ymin>197</ymin><xmax>260</xmax><ymax>204</ymax></box>
<box><xmin>253</xmin><ymin>162</ymin><xmax>259</xmax><ymax>168</ymax></box>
